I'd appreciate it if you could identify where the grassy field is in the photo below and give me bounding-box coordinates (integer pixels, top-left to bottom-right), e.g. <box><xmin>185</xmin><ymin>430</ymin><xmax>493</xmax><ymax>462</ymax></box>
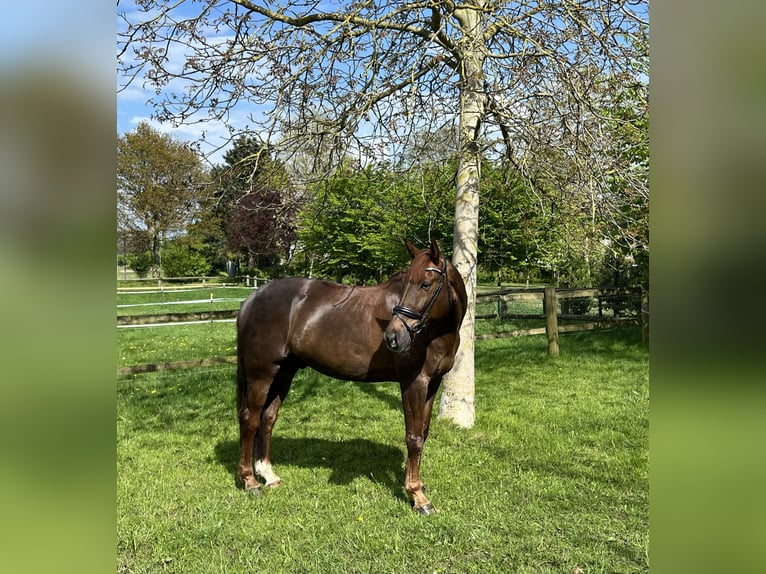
<box><xmin>117</xmin><ymin>327</ymin><xmax>648</xmax><ymax>573</ymax></box>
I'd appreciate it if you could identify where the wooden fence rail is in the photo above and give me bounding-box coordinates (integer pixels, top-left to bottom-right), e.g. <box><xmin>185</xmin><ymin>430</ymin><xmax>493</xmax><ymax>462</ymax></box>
<box><xmin>117</xmin><ymin>356</ymin><xmax>237</xmax><ymax>377</ymax></box>
<box><xmin>117</xmin><ymin>275</ymin><xmax>270</xmax><ymax>291</ymax></box>
<box><xmin>476</xmin><ymin>286</ymin><xmax>642</xmax><ymax>309</ymax></box>
<box><xmin>117</xmin><ymin>309</ymin><xmax>238</xmax><ymax>326</ymax></box>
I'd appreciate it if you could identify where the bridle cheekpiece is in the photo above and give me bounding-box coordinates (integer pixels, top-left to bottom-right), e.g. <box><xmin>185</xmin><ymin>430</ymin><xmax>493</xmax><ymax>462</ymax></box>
<box><xmin>392</xmin><ymin>257</ymin><xmax>450</xmax><ymax>339</ymax></box>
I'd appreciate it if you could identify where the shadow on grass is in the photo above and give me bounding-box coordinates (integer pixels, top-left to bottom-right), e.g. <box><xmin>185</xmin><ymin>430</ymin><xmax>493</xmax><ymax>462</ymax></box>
<box><xmin>351</xmin><ymin>381</ymin><xmax>403</xmax><ymax>411</ymax></box>
<box><xmin>214</xmin><ymin>436</ymin><xmax>407</xmax><ymax>503</ymax></box>
<box><xmin>284</xmin><ymin>371</ymin><xmax>403</xmax><ymax>413</ymax></box>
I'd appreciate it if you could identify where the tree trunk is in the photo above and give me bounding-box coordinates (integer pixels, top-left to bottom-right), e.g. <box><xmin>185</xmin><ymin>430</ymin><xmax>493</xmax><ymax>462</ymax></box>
<box><xmin>438</xmin><ymin>6</ymin><xmax>486</xmax><ymax>429</ymax></box>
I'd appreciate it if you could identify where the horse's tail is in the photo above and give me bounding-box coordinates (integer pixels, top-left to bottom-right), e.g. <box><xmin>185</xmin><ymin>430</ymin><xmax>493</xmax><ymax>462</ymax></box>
<box><xmin>236</xmin><ymin>305</ymin><xmax>249</xmax><ymax>414</ymax></box>
<box><xmin>235</xmin><ymin>297</ymin><xmax>252</xmax><ymax>414</ymax></box>
<box><xmin>236</xmin><ymin>354</ymin><xmax>248</xmax><ymax>413</ymax></box>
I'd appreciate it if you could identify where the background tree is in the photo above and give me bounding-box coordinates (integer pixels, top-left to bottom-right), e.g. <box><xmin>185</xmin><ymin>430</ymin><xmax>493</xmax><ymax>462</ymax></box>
<box><xmin>222</xmin><ymin>136</ymin><xmax>298</xmax><ymax>276</ymax></box>
<box><xmin>119</xmin><ymin>0</ymin><xmax>647</xmax><ymax>427</ymax></box>
<box><xmin>213</xmin><ymin>136</ymin><xmax>297</xmax><ymax>274</ymax></box>
<box><xmin>506</xmin><ymin>64</ymin><xmax>649</xmax><ymax>288</ymax></box>
<box><xmin>477</xmin><ymin>161</ymin><xmax>543</xmax><ymax>285</ymax></box>
<box><xmin>597</xmin><ymin>75</ymin><xmax>650</xmax><ymax>287</ymax></box>
<box><xmin>226</xmin><ymin>187</ymin><xmax>296</xmax><ymax>273</ymax></box>
<box><xmin>297</xmin><ymin>162</ymin><xmax>454</xmax><ymax>283</ymax></box>
<box><xmin>160</xmin><ymin>234</ymin><xmax>213</xmax><ymax>277</ymax></box>
<box><xmin>117</xmin><ymin>228</ymin><xmax>154</xmax><ymax>278</ymax></box>
<box><xmin>117</xmin><ymin>121</ymin><xmax>206</xmax><ymax>275</ymax></box>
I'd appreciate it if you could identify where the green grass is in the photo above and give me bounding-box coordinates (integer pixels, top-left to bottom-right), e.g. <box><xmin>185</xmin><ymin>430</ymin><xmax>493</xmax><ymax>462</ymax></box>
<box><xmin>117</xmin><ymin>328</ymin><xmax>648</xmax><ymax>573</ymax></box>
<box><xmin>118</xmin><ymin>322</ymin><xmax>237</xmax><ymax>367</ymax></box>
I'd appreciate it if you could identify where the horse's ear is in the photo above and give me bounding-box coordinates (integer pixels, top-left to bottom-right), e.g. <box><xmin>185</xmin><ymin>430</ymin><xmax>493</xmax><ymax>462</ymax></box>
<box><xmin>403</xmin><ymin>238</ymin><xmax>419</xmax><ymax>260</ymax></box>
<box><xmin>429</xmin><ymin>238</ymin><xmax>441</xmax><ymax>264</ymax></box>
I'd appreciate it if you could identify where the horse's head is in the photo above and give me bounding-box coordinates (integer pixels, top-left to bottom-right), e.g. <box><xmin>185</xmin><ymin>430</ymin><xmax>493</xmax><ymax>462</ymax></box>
<box><xmin>385</xmin><ymin>238</ymin><xmax>454</xmax><ymax>353</ymax></box>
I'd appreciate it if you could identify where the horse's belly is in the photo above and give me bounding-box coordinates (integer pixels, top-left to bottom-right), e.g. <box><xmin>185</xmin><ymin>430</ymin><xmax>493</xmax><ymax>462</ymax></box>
<box><xmin>293</xmin><ymin>332</ymin><xmax>395</xmax><ymax>382</ymax></box>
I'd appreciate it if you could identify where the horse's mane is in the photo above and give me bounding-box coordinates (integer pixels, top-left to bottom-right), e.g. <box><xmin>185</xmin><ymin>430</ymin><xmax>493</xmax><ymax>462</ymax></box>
<box><xmin>387</xmin><ymin>269</ymin><xmax>407</xmax><ymax>282</ymax></box>
<box><xmin>319</xmin><ymin>280</ymin><xmax>353</xmax><ymax>289</ymax></box>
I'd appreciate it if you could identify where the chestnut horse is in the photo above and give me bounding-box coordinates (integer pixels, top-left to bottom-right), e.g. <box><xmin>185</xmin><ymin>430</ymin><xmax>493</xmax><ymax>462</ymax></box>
<box><xmin>236</xmin><ymin>239</ymin><xmax>466</xmax><ymax>514</ymax></box>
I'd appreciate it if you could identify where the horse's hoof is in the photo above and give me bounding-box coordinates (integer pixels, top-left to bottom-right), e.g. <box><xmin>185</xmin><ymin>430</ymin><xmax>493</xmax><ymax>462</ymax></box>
<box><xmin>265</xmin><ymin>479</ymin><xmax>282</xmax><ymax>488</ymax></box>
<box><xmin>244</xmin><ymin>486</ymin><xmax>263</xmax><ymax>496</ymax></box>
<box><xmin>415</xmin><ymin>503</ymin><xmax>435</xmax><ymax>516</ymax></box>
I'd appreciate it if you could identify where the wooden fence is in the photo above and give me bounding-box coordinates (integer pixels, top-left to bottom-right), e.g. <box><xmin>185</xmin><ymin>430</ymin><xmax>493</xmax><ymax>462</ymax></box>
<box><xmin>117</xmin><ymin>285</ymin><xmax>647</xmax><ymax>375</ymax></box>
<box><xmin>117</xmin><ymin>309</ymin><xmax>238</xmax><ymax>326</ymax></box>
<box><xmin>117</xmin><ymin>275</ymin><xmax>269</xmax><ymax>291</ymax></box>
<box><xmin>474</xmin><ymin>286</ymin><xmax>646</xmax><ymax>357</ymax></box>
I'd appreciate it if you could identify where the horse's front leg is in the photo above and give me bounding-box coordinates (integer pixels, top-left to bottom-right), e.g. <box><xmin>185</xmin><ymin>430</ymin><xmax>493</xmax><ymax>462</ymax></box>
<box><xmin>400</xmin><ymin>374</ymin><xmax>439</xmax><ymax>515</ymax></box>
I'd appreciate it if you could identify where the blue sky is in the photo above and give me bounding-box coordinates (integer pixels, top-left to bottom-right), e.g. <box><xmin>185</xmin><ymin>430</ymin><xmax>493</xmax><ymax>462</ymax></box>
<box><xmin>117</xmin><ymin>80</ymin><xmax>240</xmax><ymax>166</ymax></box>
<box><xmin>117</xmin><ymin>0</ymin><xmax>260</xmax><ymax>165</ymax></box>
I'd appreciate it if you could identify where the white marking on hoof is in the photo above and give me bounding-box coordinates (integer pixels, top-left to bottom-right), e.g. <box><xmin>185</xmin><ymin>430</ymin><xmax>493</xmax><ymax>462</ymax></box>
<box><xmin>255</xmin><ymin>460</ymin><xmax>282</xmax><ymax>487</ymax></box>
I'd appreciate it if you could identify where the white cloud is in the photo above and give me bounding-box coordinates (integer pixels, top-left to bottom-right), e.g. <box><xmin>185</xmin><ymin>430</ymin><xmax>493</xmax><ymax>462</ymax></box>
<box><xmin>121</xmin><ymin>114</ymin><xmax>233</xmax><ymax>166</ymax></box>
<box><xmin>117</xmin><ymin>85</ymin><xmax>149</xmax><ymax>103</ymax></box>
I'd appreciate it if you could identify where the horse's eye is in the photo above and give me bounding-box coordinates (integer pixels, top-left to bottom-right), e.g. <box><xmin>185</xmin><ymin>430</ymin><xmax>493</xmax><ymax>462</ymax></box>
<box><xmin>420</xmin><ymin>282</ymin><xmax>431</xmax><ymax>290</ymax></box>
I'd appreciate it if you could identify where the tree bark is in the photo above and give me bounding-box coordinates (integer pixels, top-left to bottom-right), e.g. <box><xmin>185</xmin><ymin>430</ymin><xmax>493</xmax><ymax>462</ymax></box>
<box><xmin>438</xmin><ymin>5</ymin><xmax>486</xmax><ymax>428</ymax></box>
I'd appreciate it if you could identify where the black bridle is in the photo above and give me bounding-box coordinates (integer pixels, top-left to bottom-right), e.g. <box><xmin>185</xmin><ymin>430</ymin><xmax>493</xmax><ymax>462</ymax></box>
<box><xmin>392</xmin><ymin>258</ymin><xmax>450</xmax><ymax>338</ymax></box>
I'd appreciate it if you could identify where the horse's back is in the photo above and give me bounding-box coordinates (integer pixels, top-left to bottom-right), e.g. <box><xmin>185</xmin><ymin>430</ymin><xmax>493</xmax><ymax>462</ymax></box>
<box><xmin>238</xmin><ymin>277</ymin><xmax>308</xmax><ymax>322</ymax></box>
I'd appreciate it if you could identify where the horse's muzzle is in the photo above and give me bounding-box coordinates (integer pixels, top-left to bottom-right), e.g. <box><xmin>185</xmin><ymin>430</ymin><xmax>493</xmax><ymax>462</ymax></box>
<box><xmin>385</xmin><ymin>323</ymin><xmax>412</xmax><ymax>353</ymax></box>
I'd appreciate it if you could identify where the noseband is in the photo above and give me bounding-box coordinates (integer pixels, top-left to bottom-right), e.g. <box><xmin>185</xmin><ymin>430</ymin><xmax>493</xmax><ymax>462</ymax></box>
<box><xmin>392</xmin><ymin>258</ymin><xmax>450</xmax><ymax>338</ymax></box>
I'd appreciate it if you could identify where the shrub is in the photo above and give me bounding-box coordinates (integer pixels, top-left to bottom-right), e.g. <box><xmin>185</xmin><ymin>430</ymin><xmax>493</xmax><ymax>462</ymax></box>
<box><xmin>161</xmin><ymin>238</ymin><xmax>211</xmax><ymax>277</ymax></box>
<box><xmin>561</xmin><ymin>296</ymin><xmax>594</xmax><ymax>316</ymax></box>
<box><xmin>127</xmin><ymin>251</ymin><xmax>153</xmax><ymax>278</ymax></box>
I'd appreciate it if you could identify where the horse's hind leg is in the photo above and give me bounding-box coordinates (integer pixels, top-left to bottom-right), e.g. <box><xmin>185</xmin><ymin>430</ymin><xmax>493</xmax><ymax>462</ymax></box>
<box><xmin>254</xmin><ymin>364</ymin><xmax>297</xmax><ymax>487</ymax></box>
<box><xmin>237</xmin><ymin>362</ymin><xmax>277</xmax><ymax>493</ymax></box>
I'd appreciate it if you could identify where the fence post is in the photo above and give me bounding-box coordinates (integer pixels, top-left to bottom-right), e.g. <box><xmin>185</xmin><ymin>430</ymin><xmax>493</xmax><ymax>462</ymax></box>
<box><xmin>496</xmin><ymin>298</ymin><xmax>508</xmax><ymax>318</ymax></box>
<box><xmin>544</xmin><ymin>285</ymin><xmax>560</xmax><ymax>357</ymax></box>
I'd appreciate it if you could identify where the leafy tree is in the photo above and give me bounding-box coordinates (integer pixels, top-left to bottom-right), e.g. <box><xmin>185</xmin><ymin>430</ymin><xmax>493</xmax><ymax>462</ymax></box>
<box><xmin>298</xmin><ymin>168</ymin><xmax>394</xmax><ymax>282</ymax></box>
<box><xmin>505</xmin><ymin>61</ymin><xmax>649</xmax><ymax>288</ymax></box>
<box><xmin>478</xmin><ymin>162</ymin><xmax>543</xmax><ymax>284</ymax></box>
<box><xmin>598</xmin><ymin>77</ymin><xmax>650</xmax><ymax>287</ymax></box>
<box><xmin>119</xmin><ymin>0</ymin><xmax>647</xmax><ymax>427</ymax></box>
<box><xmin>200</xmin><ymin>136</ymin><xmax>297</xmax><ymax>275</ymax></box>
<box><xmin>160</xmin><ymin>235</ymin><xmax>212</xmax><ymax>277</ymax></box>
<box><xmin>226</xmin><ymin>186</ymin><xmax>296</xmax><ymax>273</ymax></box>
<box><xmin>180</xmin><ymin>209</ymin><xmax>230</xmax><ymax>275</ymax></box>
<box><xmin>117</xmin><ymin>122</ymin><xmax>206</xmax><ymax>274</ymax></box>
<box><xmin>126</xmin><ymin>251</ymin><xmax>153</xmax><ymax>279</ymax></box>
<box><xmin>297</xmin><ymin>163</ymin><xmax>454</xmax><ymax>283</ymax></box>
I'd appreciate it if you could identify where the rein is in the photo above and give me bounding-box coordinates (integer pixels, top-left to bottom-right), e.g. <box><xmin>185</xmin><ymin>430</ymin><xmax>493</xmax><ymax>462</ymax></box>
<box><xmin>392</xmin><ymin>258</ymin><xmax>450</xmax><ymax>338</ymax></box>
